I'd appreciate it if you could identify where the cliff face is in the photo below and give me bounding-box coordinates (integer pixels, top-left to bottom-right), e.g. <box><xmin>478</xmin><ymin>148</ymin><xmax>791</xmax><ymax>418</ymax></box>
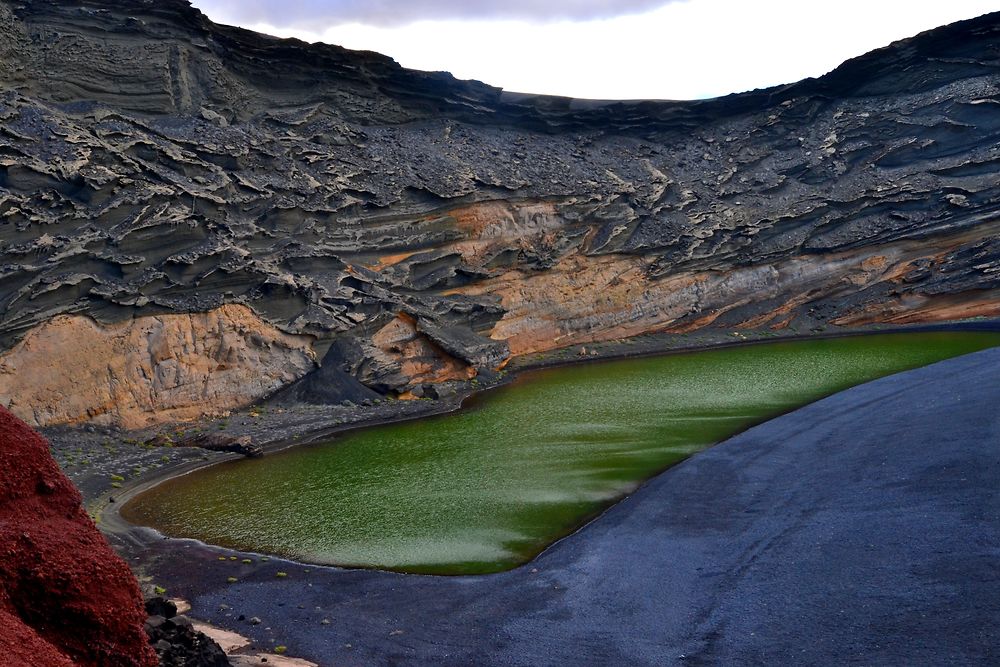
<box><xmin>0</xmin><ymin>406</ymin><xmax>158</xmax><ymax>666</ymax></box>
<box><xmin>0</xmin><ymin>304</ymin><xmax>315</xmax><ymax>428</ymax></box>
<box><xmin>1</xmin><ymin>0</ymin><xmax>999</xmax><ymax>426</ymax></box>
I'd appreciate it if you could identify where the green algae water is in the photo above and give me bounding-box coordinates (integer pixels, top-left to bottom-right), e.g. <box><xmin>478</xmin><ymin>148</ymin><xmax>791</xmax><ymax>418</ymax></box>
<box><xmin>123</xmin><ymin>332</ymin><xmax>1000</xmax><ymax>574</ymax></box>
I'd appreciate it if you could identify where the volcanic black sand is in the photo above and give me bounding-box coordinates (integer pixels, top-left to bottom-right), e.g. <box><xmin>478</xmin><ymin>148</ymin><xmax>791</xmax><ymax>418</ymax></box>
<box><xmin>114</xmin><ymin>344</ymin><xmax>1000</xmax><ymax>666</ymax></box>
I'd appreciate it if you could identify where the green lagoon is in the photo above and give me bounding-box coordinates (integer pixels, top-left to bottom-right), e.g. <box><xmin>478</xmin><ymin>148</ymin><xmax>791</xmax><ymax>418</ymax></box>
<box><xmin>123</xmin><ymin>331</ymin><xmax>1000</xmax><ymax>574</ymax></box>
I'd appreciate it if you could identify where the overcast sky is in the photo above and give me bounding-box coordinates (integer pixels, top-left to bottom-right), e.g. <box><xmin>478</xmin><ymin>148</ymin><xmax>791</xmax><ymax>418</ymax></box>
<box><xmin>191</xmin><ymin>0</ymin><xmax>1000</xmax><ymax>100</ymax></box>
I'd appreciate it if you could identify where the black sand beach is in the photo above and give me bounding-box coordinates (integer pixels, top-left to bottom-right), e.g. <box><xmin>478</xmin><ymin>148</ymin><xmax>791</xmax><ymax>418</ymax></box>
<box><xmin>112</xmin><ymin>345</ymin><xmax>1000</xmax><ymax>666</ymax></box>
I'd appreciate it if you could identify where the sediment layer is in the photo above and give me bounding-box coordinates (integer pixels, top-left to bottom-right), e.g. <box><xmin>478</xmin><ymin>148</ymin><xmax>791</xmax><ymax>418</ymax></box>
<box><xmin>1</xmin><ymin>0</ymin><xmax>999</xmax><ymax>424</ymax></box>
<box><xmin>0</xmin><ymin>304</ymin><xmax>315</xmax><ymax>428</ymax></box>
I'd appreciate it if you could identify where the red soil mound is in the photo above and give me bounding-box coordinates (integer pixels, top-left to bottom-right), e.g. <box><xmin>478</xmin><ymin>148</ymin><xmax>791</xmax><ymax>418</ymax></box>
<box><xmin>0</xmin><ymin>407</ymin><xmax>157</xmax><ymax>667</ymax></box>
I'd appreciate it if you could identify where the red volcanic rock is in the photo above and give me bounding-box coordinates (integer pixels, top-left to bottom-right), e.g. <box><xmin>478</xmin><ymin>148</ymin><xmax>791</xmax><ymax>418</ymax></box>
<box><xmin>0</xmin><ymin>407</ymin><xmax>158</xmax><ymax>667</ymax></box>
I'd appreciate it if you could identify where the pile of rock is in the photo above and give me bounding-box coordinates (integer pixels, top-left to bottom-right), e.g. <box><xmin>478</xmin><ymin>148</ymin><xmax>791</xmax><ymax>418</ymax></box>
<box><xmin>145</xmin><ymin>597</ymin><xmax>231</xmax><ymax>667</ymax></box>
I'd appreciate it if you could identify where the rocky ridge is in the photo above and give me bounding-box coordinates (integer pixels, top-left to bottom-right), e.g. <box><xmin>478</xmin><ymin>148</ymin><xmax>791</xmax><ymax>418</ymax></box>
<box><xmin>1</xmin><ymin>0</ymin><xmax>1000</xmax><ymax>426</ymax></box>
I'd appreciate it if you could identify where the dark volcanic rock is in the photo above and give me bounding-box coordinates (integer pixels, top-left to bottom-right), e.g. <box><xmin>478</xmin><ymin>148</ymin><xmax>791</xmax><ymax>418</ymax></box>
<box><xmin>145</xmin><ymin>596</ymin><xmax>179</xmax><ymax>620</ymax></box>
<box><xmin>147</xmin><ymin>433</ymin><xmax>264</xmax><ymax>458</ymax></box>
<box><xmin>0</xmin><ymin>406</ymin><xmax>158</xmax><ymax>666</ymax></box>
<box><xmin>144</xmin><ymin>596</ymin><xmax>231</xmax><ymax>667</ymax></box>
<box><xmin>271</xmin><ymin>341</ymin><xmax>383</xmax><ymax>406</ymax></box>
<box><xmin>1</xmin><ymin>0</ymin><xmax>1000</xmax><ymax>425</ymax></box>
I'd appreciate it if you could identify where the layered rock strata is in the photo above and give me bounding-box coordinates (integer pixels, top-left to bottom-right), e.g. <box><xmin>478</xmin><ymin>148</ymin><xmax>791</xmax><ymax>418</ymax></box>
<box><xmin>1</xmin><ymin>0</ymin><xmax>999</xmax><ymax>425</ymax></box>
<box><xmin>0</xmin><ymin>304</ymin><xmax>315</xmax><ymax>428</ymax></box>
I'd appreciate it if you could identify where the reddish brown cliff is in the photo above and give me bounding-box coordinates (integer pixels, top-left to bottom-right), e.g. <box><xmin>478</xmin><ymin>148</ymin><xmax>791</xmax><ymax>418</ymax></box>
<box><xmin>0</xmin><ymin>407</ymin><xmax>158</xmax><ymax>666</ymax></box>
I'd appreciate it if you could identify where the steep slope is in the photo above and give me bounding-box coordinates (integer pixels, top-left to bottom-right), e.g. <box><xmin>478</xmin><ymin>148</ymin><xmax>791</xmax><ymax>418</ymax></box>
<box><xmin>0</xmin><ymin>304</ymin><xmax>316</xmax><ymax>428</ymax></box>
<box><xmin>1</xmin><ymin>0</ymin><xmax>999</xmax><ymax>426</ymax></box>
<box><xmin>0</xmin><ymin>406</ymin><xmax>158</xmax><ymax>666</ymax></box>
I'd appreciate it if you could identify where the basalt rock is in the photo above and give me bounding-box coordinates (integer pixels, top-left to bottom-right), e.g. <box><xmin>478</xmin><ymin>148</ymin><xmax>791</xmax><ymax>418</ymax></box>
<box><xmin>146</xmin><ymin>432</ymin><xmax>264</xmax><ymax>458</ymax></box>
<box><xmin>0</xmin><ymin>406</ymin><xmax>158</xmax><ymax>666</ymax></box>
<box><xmin>144</xmin><ymin>597</ymin><xmax>231</xmax><ymax>667</ymax></box>
<box><xmin>1</xmin><ymin>0</ymin><xmax>1000</xmax><ymax>425</ymax></box>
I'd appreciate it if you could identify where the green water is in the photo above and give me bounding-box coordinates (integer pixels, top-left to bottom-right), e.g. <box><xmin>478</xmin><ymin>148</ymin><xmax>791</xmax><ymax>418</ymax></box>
<box><xmin>123</xmin><ymin>332</ymin><xmax>1000</xmax><ymax>575</ymax></box>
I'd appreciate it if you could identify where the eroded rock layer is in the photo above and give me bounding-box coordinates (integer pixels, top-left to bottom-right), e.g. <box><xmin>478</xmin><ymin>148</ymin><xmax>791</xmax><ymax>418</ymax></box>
<box><xmin>0</xmin><ymin>304</ymin><xmax>315</xmax><ymax>428</ymax></box>
<box><xmin>1</xmin><ymin>0</ymin><xmax>1000</xmax><ymax>425</ymax></box>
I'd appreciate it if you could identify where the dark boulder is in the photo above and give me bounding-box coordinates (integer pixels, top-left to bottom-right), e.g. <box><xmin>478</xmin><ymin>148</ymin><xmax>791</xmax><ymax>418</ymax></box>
<box><xmin>147</xmin><ymin>434</ymin><xmax>264</xmax><ymax>458</ymax></box>
<box><xmin>144</xmin><ymin>600</ymin><xmax>231</xmax><ymax>667</ymax></box>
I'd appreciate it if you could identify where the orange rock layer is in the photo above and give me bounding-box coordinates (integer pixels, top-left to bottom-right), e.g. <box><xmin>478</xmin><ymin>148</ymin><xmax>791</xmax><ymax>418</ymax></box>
<box><xmin>0</xmin><ymin>304</ymin><xmax>315</xmax><ymax>429</ymax></box>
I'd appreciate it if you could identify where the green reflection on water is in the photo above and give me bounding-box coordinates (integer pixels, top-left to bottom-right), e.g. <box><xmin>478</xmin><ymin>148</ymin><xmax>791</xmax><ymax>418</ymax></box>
<box><xmin>123</xmin><ymin>332</ymin><xmax>1000</xmax><ymax>574</ymax></box>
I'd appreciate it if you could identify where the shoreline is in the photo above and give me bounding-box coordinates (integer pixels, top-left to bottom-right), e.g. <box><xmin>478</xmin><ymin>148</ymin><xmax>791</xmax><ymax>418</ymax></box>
<box><xmin>108</xmin><ymin>345</ymin><xmax>1000</xmax><ymax>666</ymax></box>
<box><xmin>94</xmin><ymin>317</ymin><xmax>1000</xmax><ymax>568</ymax></box>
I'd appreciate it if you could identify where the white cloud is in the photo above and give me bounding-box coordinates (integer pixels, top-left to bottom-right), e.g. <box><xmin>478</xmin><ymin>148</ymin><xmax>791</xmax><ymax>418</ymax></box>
<box><xmin>194</xmin><ymin>0</ymin><xmax>677</xmax><ymax>26</ymax></box>
<box><xmin>193</xmin><ymin>0</ymin><xmax>1000</xmax><ymax>100</ymax></box>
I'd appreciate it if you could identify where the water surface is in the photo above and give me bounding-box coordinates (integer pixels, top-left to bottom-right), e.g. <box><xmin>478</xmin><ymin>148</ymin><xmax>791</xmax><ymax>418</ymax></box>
<box><xmin>124</xmin><ymin>332</ymin><xmax>1000</xmax><ymax>574</ymax></box>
